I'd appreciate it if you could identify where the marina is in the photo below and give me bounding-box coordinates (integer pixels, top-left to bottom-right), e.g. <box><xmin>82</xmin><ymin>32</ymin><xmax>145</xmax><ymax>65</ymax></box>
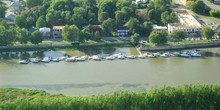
<box><xmin>17</xmin><ymin>50</ymin><xmax>203</xmax><ymax>64</ymax></box>
<box><xmin>0</xmin><ymin>47</ymin><xmax>220</xmax><ymax>95</ymax></box>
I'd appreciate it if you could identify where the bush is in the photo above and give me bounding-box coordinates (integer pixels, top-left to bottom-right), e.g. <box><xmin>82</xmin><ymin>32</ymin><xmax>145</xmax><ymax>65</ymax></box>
<box><xmin>0</xmin><ymin>84</ymin><xmax>219</xmax><ymax>110</ymax></box>
<box><xmin>210</xmin><ymin>9</ymin><xmax>220</xmax><ymax>17</ymax></box>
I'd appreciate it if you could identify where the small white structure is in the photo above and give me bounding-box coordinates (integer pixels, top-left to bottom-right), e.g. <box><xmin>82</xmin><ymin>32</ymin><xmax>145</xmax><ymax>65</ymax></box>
<box><xmin>52</xmin><ymin>26</ymin><xmax>65</xmax><ymax>39</ymax></box>
<box><xmin>214</xmin><ymin>0</ymin><xmax>220</xmax><ymax>4</ymax></box>
<box><xmin>136</xmin><ymin>0</ymin><xmax>148</xmax><ymax>4</ymax></box>
<box><xmin>153</xmin><ymin>25</ymin><xmax>167</xmax><ymax>31</ymax></box>
<box><xmin>116</xmin><ymin>30</ymin><xmax>129</xmax><ymax>36</ymax></box>
<box><xmin>39</xmin><ymin>27</ymin><xmax>51</xmax><ymax>38</ymax></box>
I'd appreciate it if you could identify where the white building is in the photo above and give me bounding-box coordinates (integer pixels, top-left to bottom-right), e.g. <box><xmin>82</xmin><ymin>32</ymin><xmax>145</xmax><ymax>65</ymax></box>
<box><xmin>153</xmin><ymin>25</ymin><xmax>167</xmax><ymax>31</ymax></box>
<box><xmin>39</xmin><ymin>27</ymin><xmax>51</xmax><ymax>38</ymax></box>
<box><xmin>214</xmin><ymin>0</ymin><xmax>220</xmax><ymax>4</ymax></box>
<box><xmin>52</xmin><ymin>26</ymin><xmax>65</xmax><ymax>39</ymax></box>
<box><xmin>168</xmin><ymin>9</ymin><xmax>202</xmax><ymax>33</ymax></box>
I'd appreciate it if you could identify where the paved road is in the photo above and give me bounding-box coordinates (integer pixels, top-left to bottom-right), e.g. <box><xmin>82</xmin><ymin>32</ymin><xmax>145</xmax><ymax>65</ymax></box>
<box><xmin>202</xmin><ymin>0</ymin><xmax>220</xmax><ymax>10</ymax></box>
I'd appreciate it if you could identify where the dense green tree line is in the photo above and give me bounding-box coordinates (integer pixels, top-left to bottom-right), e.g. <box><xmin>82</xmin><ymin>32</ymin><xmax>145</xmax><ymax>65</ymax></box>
<box><xmin>0</xmin><ymin>84</ymin><xmax>219</xmax><ymax>110</ymax></box>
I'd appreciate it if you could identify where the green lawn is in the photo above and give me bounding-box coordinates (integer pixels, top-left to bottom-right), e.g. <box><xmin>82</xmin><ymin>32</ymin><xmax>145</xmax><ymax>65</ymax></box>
<box><xmin>143</xmin><ymin>39</ymin><xmax>220</xmax><ymax>46</ymax></box>
<box><xmin>190</xmin><ymin>11</ymin><xmax>220</xmax><ymax>24</ymax></box>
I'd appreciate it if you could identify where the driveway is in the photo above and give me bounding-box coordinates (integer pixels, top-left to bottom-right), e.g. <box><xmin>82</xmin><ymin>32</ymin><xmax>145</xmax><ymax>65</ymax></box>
<box><xmin>202</xmin><ymin>0</ymin><xmax>220</xmax><ymax>10</ymax></box>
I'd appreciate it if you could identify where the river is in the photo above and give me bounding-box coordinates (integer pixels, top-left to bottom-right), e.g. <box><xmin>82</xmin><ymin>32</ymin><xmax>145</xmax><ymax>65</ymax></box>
<box><xmin>0</xmin><ymin>47</ymin><xmax>219</xmax><ymax>95</ymax></box>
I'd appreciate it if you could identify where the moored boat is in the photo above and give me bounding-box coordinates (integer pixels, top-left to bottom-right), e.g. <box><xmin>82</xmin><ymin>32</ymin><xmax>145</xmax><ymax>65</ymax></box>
<box><xmin>65</xmin><ymin>57</ymin><xmax>76</xmax><ymax>62</ymax></box>
<box><xmin>138</xmin><ymin>55</ymin><xmax>146</xmax><ymax>59</ymax></box>
<box><xmin>42</xmin><ymin>57</ymin><xmax>50</xmax><ymax>63</ymax></box>
<box><xmin>127</xmin><ymin>55</ymin><xmax>136</xmax><ymax>59</ymax></box>
<box><xmin>106</xmin><ymin>56</ymin><xmax>115</xmax><ymax>60</ymax></box>
<box><xmin>160</xmin><ymin>53</ymin><xmax>170</xmax><ymax>58</ymax></box>
<box><xmin>19</xmin><ymin>59</ymin><xmax>29</xmax><ymax>64</ymax></box>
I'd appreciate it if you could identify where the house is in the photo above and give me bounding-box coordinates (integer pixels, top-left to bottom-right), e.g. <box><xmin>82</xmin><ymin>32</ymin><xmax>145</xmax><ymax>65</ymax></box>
<box><xmin>5</xmin><ymin>14</ymin><xmax>15</xmax><ymax>22</ymax></box>
<box><xmin>116</xmin><ymin>25</ymin><xmax>129</xmax><ymax>36</ymax></box>
<box><xmin>168</xmin><ymin>9</ymin><xmax>202</xmax><ymax>33</ymax></box>
<box><xmin>39</xmin><ymin>27</ymin><xmax>51</xmax><ymax>38</ymax></box>
<box><xmin>9</xmin><ymin>0</ymin><xmax>25</xmax><ymax>14</ymax></box>
<box><xmin>153</xmin><ymin>25</ymin><xmax>167</xmax><ymax>31</ymax></box>
<box><xmin>52</xmin><ymin>26</ymin><xmax>65</xmax><ymax>39</ymax></box>
<box><xmin>181</xmin><ymin>0</ymin><xmax>197</xmax><ymax>5</ymax></box>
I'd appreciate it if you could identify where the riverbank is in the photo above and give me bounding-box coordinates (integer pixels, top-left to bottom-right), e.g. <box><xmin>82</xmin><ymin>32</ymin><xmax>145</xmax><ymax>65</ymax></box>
<box><xmin>0</xmin><ymin>84</ymin><xmax>219</xmax><ymax>110</ymax></box>
<box><xmin>0</xmin><ymin>41</ymin><xmax>131</xmax><ymax>52</ymax></box>
<box><xmin>140</xmin><ymin>41</ymin><xmax>220</xmax><ymax>51</ymax></box>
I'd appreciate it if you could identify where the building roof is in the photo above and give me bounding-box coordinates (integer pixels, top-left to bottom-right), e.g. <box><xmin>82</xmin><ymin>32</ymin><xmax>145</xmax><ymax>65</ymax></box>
<box><xmin>39</xmin><ymin>27</ymin><xmax>51</xmax><ymax>32</ymax></box>
<box><xmin>53</xmin><ymin>26</ymin><xmax>65</xmax><ymax>30</ymax></box>
<box><xmin>153</xmin><ymin>25</ymin><xmax>167</xmax><ymax>30</ymax></box>
<box><xmin>10</xmin><ymin>1</ymin><xmax>19</xmax><ymax>7</ymax></box>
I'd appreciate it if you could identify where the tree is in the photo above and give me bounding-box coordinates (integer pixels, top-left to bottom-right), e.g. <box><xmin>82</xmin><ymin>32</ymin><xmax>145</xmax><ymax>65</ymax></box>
<box><xmin>18</xmin><ymin>28</ymin><xmax>29</xmax><ymax>44</ymax></box>
<box><xmin>115</xmin><ymin>11</ymin><xmax>126</xmax><ymax>24</ymax></box>
<box><xmin>217</xmin><ymin>30</ymin><xmax>220</xmax><ymax>36</ymax></box>
<box><xmin>171</xmin><ymin>30</ymin><xmax>187</xmax><ymax>41</ymax></box>
<box><xmin>26</xmin><ymin>0</ymin><xmax>43</xmax><ymax>9</ymax></box>
<box><xmin>102</xmin><ymin>18</ymin><xmax>115</xmax><ymax>36</ymax></box>
<box><xmin>186</xmin><ymin>1</ymin><xmax>196</xmax><ymax>11</ymax></box>
<box><xmin>36</xmin><ymin>16</ymin><xmax>46</xmax><ymax>29</ymax></box>
<box><xmin>79</xmin><ymin>31</ymin><xmax>86</xmax><ymax>43</ymax></box>
<box><xmin>14</xmin><ymin>15</ymin><xmax>26</xmax><ymax>28</ymax></box>
<box><xmin>0</xmin><ymin>20</ymin><xmax>7</xmax><ymax>28</ymax></box>
<box><xmin>71</xmin><ymin>14</ymin><xmax>86</xmax><ymax>28</ymax></box>
<box><xmin>201</xmin><ymin>26</ymin><xmax>215</xmax><ymax>40</ymax></box>
<box><xmin>30</xmin><ymin>31</ymin><xmax>43</xmax><ymax>45</ymax></box>
<box><xmin>143</xmin><ymin>21</ymin><xmax>153</xmax><ymax>37</ymax></box>
<box><xmin>0</xmin><ymin>4</ymin><xmax>7</xmax><ymax>18</ymax></box>
<box><xmin>62</xmin><ymin>25</ymin><xmax>80</xmax><ymax>42</ymax></box>
<box><xmin>94</xmin><ymin>31</ymin><xmax>101</xmax><ymax>41</ymax></box>
<box><xmin>149</xmin><ymin>30</ymin><xmax>168</xmax><ymax>45</ymax></box>
<box><xmin>131</xmin><ymin>33</ymin><xmax>140</xmax><ymax>45</ymax></box>
<box><xmin>161</xmin><ymin>11</ymin><xmax>170</xmax><ymax>25</ymax></box>
<box><xmin>98</xmin><ymin>12</ymin><xmax>109</xmax><ymax>23</ymax></box>
<box><xmin>126</xmin><ymin>17</ymin><xmax>139</xmax><ymax>34</ymax></box>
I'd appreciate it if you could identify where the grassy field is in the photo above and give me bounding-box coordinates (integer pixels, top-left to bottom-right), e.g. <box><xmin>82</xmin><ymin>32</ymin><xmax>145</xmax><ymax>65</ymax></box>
<box><xmin>143</xmin><ymin>39</ymin><xmax>220</xmax><ymax>46</ymax></box>
<box><xmin>0</xmin><ymin>84</ymin><xmax>219</xmax><ymax>110</ymax></box>
<box><xmin>190</xmin><ymin>11</ymin><xmax>220</xmax><ymax>23</ymax></box>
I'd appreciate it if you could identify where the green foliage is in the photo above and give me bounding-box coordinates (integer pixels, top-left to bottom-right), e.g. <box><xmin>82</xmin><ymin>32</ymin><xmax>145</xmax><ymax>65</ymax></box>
<box><xmin>217</xmin><ymin>30</ymin><xmax>220</xmax><ymax>36</ymax></box>
<box><xmin>143</xmin><ymin>21</ymin><xmax>153</xmax><ymax>37</ymax></box>
<box><xmin>102</xmin><ymin>18</ymin><xmax>115</xmax><ymax>36</ymax></box>
<box><xmin>36</xmin><ymin>16</ymin><xmax>46</xmax><ymax>29</ymax></box>
<box><xmin>14</xmin><ymin>15</ymin><xmax>26</xmax><ymax>28</ymax></box>
<box><xmin>126</xmin><ymin>17</ymin><xmax>140</xmax><ymax>34</ymax></box>
<box><xmin>0</xmin><ymin>4</ymin><xmax>7</xmax><ymax>18</ymax></box>
<box><xmin>186</xmin><ymin>0</ymin><xmax>210</xmax><ymax>14</ymax></box>
<box><xmin>0</xmin><ymin>26</ymin><xmax>17</xmax><ymax>46</ymax></box>
<box><xmin>0</xmin><ymin>20</ymin><xmax>7</xmax><ymax>29</ymax></box>
<box><xmin>18</xmin><ymin>28</ymin><xmax>29</xmax><ymax>44</ymax></box>
<box><xmin>30</xmin><ymin>31</ymin><xmax>43</xmax><ymax>45</ymax></box>
<box><xmin>171</xmin><ymin>30</ymin><xmax>187</xmax><ymax>41</ymax></box>
<box><xmin>62</xmin><ymin>25</ymin><xmax>80</xmax><ymax>42</ymax></box>
<box><xmin>131</xmin><ymin>33</ymin><xmax>140</xmax><ymax>45</ymax></box>
<box><xmin>209</xmin><ymin>9</ymin><xmax>220</xmax><ymax>17</ymax></box>
<box><xmin>0</xmin><ymin>84</ymin><xmax>219</xmax><ymax>110</ymax></box>
<box><xmin>161</xmin><ymin>11</ymin><xmax>178</xmax><ymax>25</ymax></box>
<box><xmin>149</xmin><ymin>30</ymin><xmax>168</xmax><ymax>45</ymax></box>
<box><xmin>26</xmin><ymin>0</ymin><xmax>43</xmax><ymax>9</ymax></box>
<box><xmin>201</xmin><ymin>26</ymin><xmax>215</xmax><ymax>40</ymax></box>
<box><xmin>94</xmin><ymin>31</ymin><xmax>101</xmax><ymax>41</ymax></box>
<box><xmin>98</xmin><ymin>12</ymin><xmax>109</xmax><ymax>23</ymax></box>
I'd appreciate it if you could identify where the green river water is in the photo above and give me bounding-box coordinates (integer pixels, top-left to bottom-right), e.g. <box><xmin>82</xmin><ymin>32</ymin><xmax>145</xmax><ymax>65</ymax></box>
<box><xmin>0</xmin><ymin>47</ymin><xmax>219</xmax><ymax>95</ymax></box>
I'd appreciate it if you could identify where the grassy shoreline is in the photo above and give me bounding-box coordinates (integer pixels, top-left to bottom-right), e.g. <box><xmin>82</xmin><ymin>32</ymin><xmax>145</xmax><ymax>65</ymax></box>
<box><xmin>0</xmin><ymin>84</ymin><xmax>219</xmax><ymax>110</ymax></box>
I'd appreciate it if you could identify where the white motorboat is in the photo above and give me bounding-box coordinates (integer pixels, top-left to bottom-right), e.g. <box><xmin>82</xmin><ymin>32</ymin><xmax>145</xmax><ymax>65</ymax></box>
<box><xmin>42</xmin><ymin>57</ymin><xmax>50</xmax><ymax>63</ymax></box>
<box><xmin>53</xmin><ymin>58</ymin><xmax>60</xmax><ymax>62</ymax></box>
<box><xmin>30</xmin><ymin>58</ymin><xmax>41</xmax><ymax>63</ymax></box>
<box><xmin>148</xmin><ymin>54</ymin><xmax>156</xmax><ymax>58</ymax></box>
<box><xmin>59</xmin><ymin>56</ymin><xmax>68</xmax><ymax>61</ymax></box>
<box><xmin>143</xmin><ymin>53</ymin><xmax>149</xmax><ymax>56</ymax></box>
<box><xmin>160</xmin><ymin>53</ymin><xmax>170</xmax><ymax>58</ymax></box>
<box><xmin>19</xmin><ymin>60</ymin><xmax>29</xmax><ymax>64</ymax></box>
<box><xmin>127</xmin><ymin>55</ymin><xmax>136</xmax><ymax>59</ymax></box>
<box><xmin>138</xmin><ymin>55</ymin><xmax>146</xmax><ymax>59</ymax></box>
<box><xmin>191</xmin><ymin>53</ymin><xmax>202</xmax><ymax>57</ymax></box>
<box><xmin>153</xmin><ymin>52</ymin><xmax>161</xmax><ymax>56</ymax></box>
<box><xmin>65</xmin><ymin>57</ymin><xmax>76</xmax><ymax>62</ymax></box>
<box><xmin>180</xmin><ymin>52</ymin><xmax>191</xmax><ymax>57</ymax></box>
<box><xmin>80</xmin><ymin>56</ymin><xmax>88</xmax><ymax>60</ymax></box>
<box><xmin>113</xmin><ymin>53</ymin><xmax>122</xmax><ymax>57</ymax></box>
<box><xmin>172</xmin><ymin>52</ymin><xmax>181</xmax><ymax>57</ymax></box>
<box><xmin>92</xmin><ymin>56</ymin><xmax>102</xmax><ymax>61</ymax></box>
<box><xmin>106</xmin><ymin>56</ymin><xmax>115</xmax><ymax>60</ymax></box>
<box><xmin>118</xmin><ymin>55</ymin><xmax>126</xmax><ymax>59</ymax></box>
<box><xmin>76</xmin><ymin>57</ymin><xmax>86</xmax><ymax>61</ymax></box>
